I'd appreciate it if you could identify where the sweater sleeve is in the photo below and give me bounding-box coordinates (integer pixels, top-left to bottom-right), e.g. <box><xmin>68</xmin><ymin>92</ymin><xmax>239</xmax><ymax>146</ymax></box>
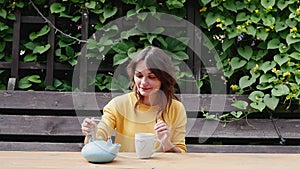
<box><xmin>169</xmin><ymin>101</ymin><xmax>187</xmax><ymax>153</ymax></box>
<box><xmin>96</xmin><ymin>99</ymin><xmax>117</xmax><ymax>141</ymax></box>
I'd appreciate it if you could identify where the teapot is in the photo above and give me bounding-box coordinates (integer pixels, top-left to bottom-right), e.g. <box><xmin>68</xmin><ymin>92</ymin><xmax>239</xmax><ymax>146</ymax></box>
<box><xmin>81</xmin><ymin>136</ymin><xmax>121</xmax><ymax>163</ymax></box>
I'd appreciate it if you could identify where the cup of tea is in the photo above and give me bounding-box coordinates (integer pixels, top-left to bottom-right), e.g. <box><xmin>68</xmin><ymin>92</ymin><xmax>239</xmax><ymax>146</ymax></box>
<box><xmin>135</xmin><ymin>133</ymin><xmax>162</xmax><ymax>159</ymax></box>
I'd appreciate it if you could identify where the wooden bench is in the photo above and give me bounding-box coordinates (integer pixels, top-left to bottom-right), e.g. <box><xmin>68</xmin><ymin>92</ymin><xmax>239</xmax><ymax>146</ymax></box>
<box><xmin>1</xmin><ymin>90</ymin><xmax>300</xmax><ymax>153</ymax></box>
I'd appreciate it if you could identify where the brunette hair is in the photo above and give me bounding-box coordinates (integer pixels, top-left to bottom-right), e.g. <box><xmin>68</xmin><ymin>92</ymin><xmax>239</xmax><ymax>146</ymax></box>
<box><xmin>127</xmin><ymin>46</ymin><xmax>179</xmax><ymax>121</ymax></box>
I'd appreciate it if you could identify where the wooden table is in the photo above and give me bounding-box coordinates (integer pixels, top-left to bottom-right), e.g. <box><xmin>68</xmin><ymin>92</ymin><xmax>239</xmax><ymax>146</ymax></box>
<box><xmin>0</xmin><ymin>151</ymin><xmax>298</xmax><ymax>169</ymax></box>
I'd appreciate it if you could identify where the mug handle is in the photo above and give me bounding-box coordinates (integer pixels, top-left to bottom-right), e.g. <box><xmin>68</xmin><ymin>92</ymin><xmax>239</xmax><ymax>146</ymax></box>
<box><xmin>153</xmin><ymin>138</ymin><xmax>162</xmax><ymax>152</ymax></box>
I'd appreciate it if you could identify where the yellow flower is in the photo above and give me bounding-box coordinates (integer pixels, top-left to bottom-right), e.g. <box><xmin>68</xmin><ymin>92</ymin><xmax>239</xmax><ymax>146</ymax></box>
<box><xmin>199</xmin><ymin>7</ymin><xmax>207</xmax><ymax>12</ymax></box>
<box><xmin>286</xmin><ymin>94</ymin><xmax>292</xmax><ymax>100</ymax></box>
<box><xmin>253</xmin><ymin>64</ymin><xmax>259</xmax><ymax>72</ymax></box>
<box><xmin>268</xmin><ymin>6</ymin><xmax>273</xmax><ymax>10</ymax></box>
<box><xmin>271</xmin><ymin>68</ymin><xmax>277</xmax><ymax>73</ymax></box>
<box><xmin>216</xmin><ymin>18</ymin><xmax>222</xmax><ymax>23</ymax></box>
<box><xmin>255</xmin><ymin>9</ymin><xmax>259</xmax><ymax>13</ymax></box>
<box><xmin>290</xmin><ymin>27</ymin><xmax>297</xmax><ymax>33</ymax></box>
<box><xmin>265</xmin><ymin>28</ymin><xmax>270</xmax><ymax>32</ymax></box>
<box><xmin>255</xmin><ymin>96</ymin><xmax>260</xmax><ymax>101</ymax></box>
<box><xmin>269</xmin><ymin>24</ymin><xmax>274</xmax><ymax>30</ymax></box>
<box><xmin>283</xmin><ymin>71</ymin><xmax>291</xmax><ymax>77</ymax></box>
<box><xmin>230</xmin><ymin>85</ymin><xmax>238</xmax><ymax>91</ymax></box>
<box><xmin>237</xmin><ymin>25</ymin><xmax>242</xmax><ymax>30</ymax></box>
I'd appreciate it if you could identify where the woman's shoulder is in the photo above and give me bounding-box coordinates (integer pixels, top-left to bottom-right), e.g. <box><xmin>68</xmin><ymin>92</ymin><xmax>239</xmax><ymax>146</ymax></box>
<box><xmin>108</xmin><ymin>92</ymin><xmax>136</xmax><ymax>105</ymax></box>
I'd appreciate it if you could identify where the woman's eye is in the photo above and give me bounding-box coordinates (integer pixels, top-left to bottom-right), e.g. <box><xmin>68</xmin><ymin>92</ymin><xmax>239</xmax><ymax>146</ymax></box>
<box><xmin>149</xmin><ymin>76</ymin><xmax>156</xmax><ymax>79</ymax></box>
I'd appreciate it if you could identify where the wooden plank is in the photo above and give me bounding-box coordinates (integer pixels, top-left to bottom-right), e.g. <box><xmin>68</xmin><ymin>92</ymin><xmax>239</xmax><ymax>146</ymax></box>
<box><xmin>45</xmin><ymin>6</ymin><xmax>55</xmax><ymax>86</ymax></box>
<box><xmin>0</xmin><ymin>91</ymin><xmax>249</xmax><ymax>111</ymax></box>
<box><xmin>187</xmin><ymin>145</ymin><xmax>300</xmax><ymax>153</ymax></box>
<box><xmin>1</xmin><ymin>115</ymin><xmax>300</xmax><ymax>139</ymax></box>
<box><xmin>0</xmin><ymin>115</ymin><xmax>85</xmax><ymax>136</ymax></box>
<box><xmin>0</xmin><ymin>142</ymin><xmax>83</xmax><ymax>151</ymax></box>
<box><xmin>186</xmin><ymin>118</ymin><xmax>300</xmax><ymax>139</ymax></box>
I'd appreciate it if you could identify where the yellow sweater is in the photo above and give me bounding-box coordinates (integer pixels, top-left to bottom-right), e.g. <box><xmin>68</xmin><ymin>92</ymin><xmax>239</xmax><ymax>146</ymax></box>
<box><xmin>96</xmin><ymin>92</ymin><xmax>187</xmax><ymax>152</ymax></box>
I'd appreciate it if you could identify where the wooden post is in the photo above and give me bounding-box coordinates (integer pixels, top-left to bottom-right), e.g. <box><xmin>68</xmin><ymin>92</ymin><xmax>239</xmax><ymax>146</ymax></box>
<box><xmin>11</xmin><ymin>9</ymin><xmax>21</xmax><ymax>81</ymax></box>
<box><xmin>80</xmin><ymin>10</ymin><xmax>89</xmax><ymax>91</ymax></box>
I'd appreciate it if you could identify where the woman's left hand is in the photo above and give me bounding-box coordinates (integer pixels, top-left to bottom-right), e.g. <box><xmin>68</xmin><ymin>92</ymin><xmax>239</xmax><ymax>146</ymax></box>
<box><xmin>154</xmin><ymin>119</ymin><xmax>170</xmax><ymax>142</ymax></box>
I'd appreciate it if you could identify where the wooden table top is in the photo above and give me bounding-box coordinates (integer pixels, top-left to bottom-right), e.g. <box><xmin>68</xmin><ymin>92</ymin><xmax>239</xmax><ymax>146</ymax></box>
<box><xmin>0</xmin><ymin>151</ymin><xmax>298</xmax><ymax>169</ymax></box>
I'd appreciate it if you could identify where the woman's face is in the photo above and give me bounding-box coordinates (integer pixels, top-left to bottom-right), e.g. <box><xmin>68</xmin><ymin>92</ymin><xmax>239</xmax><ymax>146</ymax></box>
<box><xmin>134</xmin><ymin>60</ymin><xmax>162</xmax><ymax>97</ymax></box>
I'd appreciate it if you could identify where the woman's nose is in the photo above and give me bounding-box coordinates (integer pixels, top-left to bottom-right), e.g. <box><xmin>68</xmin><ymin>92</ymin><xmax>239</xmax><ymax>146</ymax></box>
<box><xmin>141</xmin><ymin>77</ymin><xmax>148</xmax><ymax>85</ymax></box>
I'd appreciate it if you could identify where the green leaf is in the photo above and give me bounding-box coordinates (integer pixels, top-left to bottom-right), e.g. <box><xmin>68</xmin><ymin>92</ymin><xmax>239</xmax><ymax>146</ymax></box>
<box><xmin>230</xmin><ymin>57</ymin><xmax>247</xmax><ymax>70</ymax></box>
<box><xmin>274</xmin><ymin>54</ymin><xmax>289</xmax><ymax>66</ymax></box>
<box><xmin>18</xmin><ymin>77</ymin><xmax>32</xmax><ymax>89</ymax></box>
<box><xmin>230</xmin><ymin>111</ymin><xmax>243</xmax><ymax>118</ymax></box>
<box><xmin>205</xmin><ymin>12</ymin><xmax>219</xmax><ymax>27</ymax></box>
<box><xmin>295</xmin><ymin>74</ymin><xmax>300</xmax><ymax>84</ymax></box>
<box><xmin>275</xmin><ymin>22</ymin><xmax>287</xmax><ymax>32</ymax></box>
<box><xmin>250</xmin><ymin>101</ymin><xmax>266</xmax><ymax>112</ymax></box>
<box><xmin>33</xmin><ymin>44</ymin><xmax>51</xmax><ymax>54</ymax></box>
<box><xmin>222</xmin><ymin>39</ymin><xmax>234</xmax><ymax>51</ymax></box>
<box><xmin>50</xmin><ymin>2</ymin><xmax>66</xmax><ymax>13</ymax></box>
<box><xmin>267</xmin><ymin>39</ymin><xmax>280</xmax><ymax>49</ymax></box>
<box><xmin>237</xmin><ymin>46</ymin><xmax>253</xmax><ymax>60</ymax></box>
<box><xmin>263</xmin><ymin>94</ymin><xmax>279</xmax><ymax>111</ymax></box>
<box><xmin>259</xmin><ymin>73</ymin><xmax>277</xmax><ymax>83</ymax></box>
<box><xmin>261</xmin><ymin>0</ymin><xmax>275</xmax><ymax>9</ymax></box>
<box><xmin>103</xmin><ymin>5</ymin><xmax>118</xmax><ymax>20</ymax></box>
<box><xmin>256</xmin><ymin>29</ymin><xmax>268</xmax><ymax>41</ymax></box>
<box><xmin>286</xmin><ymin>34</ymin><xmax>300</xmax><ymax>45</ymax></box>
<box><xmin>0</xmin><ymin>9</ymin><xmax>7</xmax><ymax>19</ymax></box>
<box><xmin>28</xmin><ymin>75</ymin><xmax>42</xmax><ymax>83</ymax></box>
<box><xmin>248</xmin><ymin>91</ymin><xmax>264</xmax><ymax>102</ymax></box>
<box><xmin>85</xmin><ymin>1</ymin><xmax>96</xmax><ymax>9</ymax></box>
<box><xmin>236</xmin><ymin>12</ymin><xmax>248</xmax><ymax>22</ymax></box>
<box><xmin>246</xmin><ymin>25</ymin><xmax>256</xmax><ymax>37</ymax></box>
<box><xmin>285</xmin><ymin>18</ymin><xmax>297</xmax><ymax>28</ymax></box>
<box><xmin>29</xmin><ymin>25</ymin><xmax>50</xmax><ymax>41</ymax></box>
<box><xmin>113</xmin><ymin>53</ymin><xmax>128</xmax><ymax>66</ymax></box>
<box><xmin>201</xmin><ymin>0</ymin><xmax>212</xmax><ymax>6</ymax></box>
<box><xmin>271</xmin><ymin>84</ymin><xmax>290</xmax><ymax>96</ymax></box>
<box><xmin>260</xmin><ymin>61</ymin><xmax>276</xmax><ymax>73</ymax></box>
<box><xmin>239</xmin><ymin>76</ymin><xmax>256</xmax><ymax>89</ymax></box>
<box><xmin>231</xmin><ymin>100</ymin><xmax>248</xmax><ymax>110</ymax></box>
<box><xmin>173</xmin><ymin>51</ymin><xmax>189</xmax><ymax>60</ymax></box>
<box><xmin>23</xmin><ymin>53</ymin><xmax>37</xmax><ymax>62</ymax></box>
<box><xmin>277</xmin><ymin>0</ymin><xmax>289</xmax><ymax>10</ymax></box>
<box><xmin>290</xmin><ymin>52</ymin><xmax>300</xmax><ymax>60</ymax></box>
<box><xmin>24</xmin><ymin>42</ymin><xmax>38</xmax><ymax>50</ymax></box>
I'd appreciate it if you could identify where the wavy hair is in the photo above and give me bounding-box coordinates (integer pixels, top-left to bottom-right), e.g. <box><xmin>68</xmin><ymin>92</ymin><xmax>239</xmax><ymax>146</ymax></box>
<box><xmin>127</xmin><ymin>46</ymin><xmax>179</xmax><ymax>121</ymax></box>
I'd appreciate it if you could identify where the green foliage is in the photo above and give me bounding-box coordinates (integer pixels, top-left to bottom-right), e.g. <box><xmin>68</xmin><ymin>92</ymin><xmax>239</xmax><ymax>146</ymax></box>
<box><xmin>199</xmin><ymin>0</ymin><xmax>300</xmax><ymax>121</ymax></box>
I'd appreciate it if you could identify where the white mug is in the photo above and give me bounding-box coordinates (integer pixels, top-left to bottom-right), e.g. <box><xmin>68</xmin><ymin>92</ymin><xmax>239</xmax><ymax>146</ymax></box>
<box><xmin>135</xmin><ymin>133</ymin><xmax>162</xmax><ymax>159</ymax></box>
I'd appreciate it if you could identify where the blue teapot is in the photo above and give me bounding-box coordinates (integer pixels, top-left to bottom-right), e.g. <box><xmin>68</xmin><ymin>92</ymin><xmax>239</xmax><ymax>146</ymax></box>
<box><xmin>81</xmin><ymin>137</ymin><xmax>121</xmax><ymax>163</ymax></box>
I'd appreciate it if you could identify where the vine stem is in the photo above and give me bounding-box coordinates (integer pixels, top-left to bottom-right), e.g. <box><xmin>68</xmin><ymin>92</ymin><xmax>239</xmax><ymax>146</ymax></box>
<box><xmin>29</xmin><ymin>0</ymin><xmax>87</xmax><ymax>44</ymax></box>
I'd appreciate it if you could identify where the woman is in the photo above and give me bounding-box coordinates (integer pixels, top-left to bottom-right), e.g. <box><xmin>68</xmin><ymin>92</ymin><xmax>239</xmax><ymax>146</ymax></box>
<box><xmin>81</xmin><ymin>46</ymin><xmax>187</xmax><ymax>153</ymax></box>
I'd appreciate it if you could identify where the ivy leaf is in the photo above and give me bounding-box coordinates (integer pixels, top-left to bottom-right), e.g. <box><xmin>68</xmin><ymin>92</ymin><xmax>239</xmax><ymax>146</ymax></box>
<box><xmin>33</xmin><ymin>44</ymin><xmax>51</xmax><ymax>54</ymax></box>
<box><xmin>28</xmin><ymin>75</ymin><xmax>42</xmax><ymax>83</ymax></box>
<box><xmin>274</xmin><ymin>54</ymin><xmax>289</xmax><ymax>66</ymax></box>
<box><xmin>262</xmin><ymin>14</ymin><xmax>275</xmax><ymax>26</ymax></box>
<box><xmin>231</xmin><ymin>100</ymin><xmax>248</xmax><ymax>110</ymax></box>
<box><xmin>18</xmin><ymin>77</ymin><xmax>32</xmax><ymax>89</ymax></box>
<box><xmin>113</xmin><ymin>53</ymin><xmax>128</xmax><ymax>66</ymax></box>
<box><xmin>246</xmin><ymin>25</ymin><xmax>256</xmax><ymax>37</ymax></box>
<box><xmin>239</xmin><ymin>76</ymin><xmax>256</xmax><ymax>89</ymax></box>
<box><xmin>223</xmin><ymin>0</ymin><xmax>237</xmax><ymax>12</ymax></box>
<box><xmin>248</xmin><ymin>91</ymin><xmax>264</xmax><ymax>102</ymax></box>
<box><xmin>103</xmin><ymin>5</ymin><xmax>118</xmax><ymax>21</ymax></box>
<box><xmin>290</xmin><ymin>52</ymin><xmax>300</xmax><ymax>60</ymax></box>
<box><xmin>295</xmin><ymin>74</ymin><xmax>300</xmax><ymax>84</ymax></box>
<box><xmin>259</xmin><ymin>73</ymin><xmax>277</xmax><ymax>83</ymax></box>
<box><xmin>173</xmin><ymin>51</ymin><xmax>189</xmax><ymax>60</ymax></box>
<box><xmin>257</xmin><ymin>29</ymin><xmax>268</xmax><ymax>41</ymax></box>
<box><xmin>286</xmin><ymin>34</ymin><xmax>300</xmax><ymax>46</ymax></box>
<box><xmin>85</xmin><ymin>1</ymin><xmax>96</xmax><ymax>9</ymax></box>
<box><xmin>285</xmin><ymin>18</ymin><xmax>297</xmax><ymax>28</ymax></box>
<box><xmin>201</xmin><ymin>0</ymin><xmax>212</xmax><ymax>6</ymax></box>
<box><xmin>236</xmin><ymin>12</ymin><xmax>248</xmax><ymax>22</ymax></box>
<box><xmin>261</xmin><ymin>0</ymin><xmax>275</xmax><ymax>9</ymax></box>
<box><xmin>275</xmin><ymin>22</ymin><xmax>287</xmax><ymax>32</ymax></box>
<box><xmin>222</xmin><ymin>39</ymin><xmax>234</xmax><ymax>51</ymax></box>
<box><xmin>205</xmin><ymin>12</ymin><xmax>219</xmax><ymax>27</ymax></box>
<box><xmin>271</xmin><ymin>84</ymin><xmax>290</xmax><ymax>96</ymax></box>
<box><xmin>237</xmin><ymin>46</ymin><xmax>253</xmax><ymax>60</ymax></box>
<box><xmin>260</xmin><ymin>61</ymin><xmax>276</xmax><ymax>73</ymax></box>
<box><xmin>277</xmin><ymin>0</ymin><xmax>289</xmax><ymax>10</ymax></box>
<box><xmin>264</xmin><ymin>94</ymin><xmax>279</xmax><ymax>111</ymax></box>
<box><xmin>0</xmin><ymin>9</ymin><xmax>7</xmax><ymax>19</ymax></box>
<box><xmin>230</xmin><ymin>111</ymin><xmax>243</xmax><ymax>118</ymax></box>
<box><xmin>29</xmin><ymin>25</ymin><xmax>50</xmax><ymax>41</ymax></box>
<box><xmin>230</xmin><ymin>57</ymin><xmax>247</xmax><ymax>70</ymax></box>
<box><xmin>24</xmin><ymin>53</ymin><xmax>37</xmax><ymax>62</ymax></box>
<box><xmin>50</xmin><ymin>2</ymin><xmax>66</xmax><ymax>13</ymax></box>
<box><xmin>267</xmin><ymin>39</ymin><xmax>280</xmax><ymax>49</ymax></box>
<box><xmin>250</xmin><ymin>101</ymin><xmax>266</xmax><ymax>112</ymax></box>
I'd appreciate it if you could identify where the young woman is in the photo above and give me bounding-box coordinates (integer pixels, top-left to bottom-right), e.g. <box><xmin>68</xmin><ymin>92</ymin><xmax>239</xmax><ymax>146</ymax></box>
<box><xmin>81</xmin><ymin>46</ymin><xmax>187</xmax><ymax>153</ymax></box>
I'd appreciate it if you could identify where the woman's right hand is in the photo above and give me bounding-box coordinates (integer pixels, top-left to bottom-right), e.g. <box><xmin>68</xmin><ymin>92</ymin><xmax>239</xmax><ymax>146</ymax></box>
<box><xmin>81</xmin><ymin>117</ymin><xmax>97</xmax><ymax>139</ymax></box>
